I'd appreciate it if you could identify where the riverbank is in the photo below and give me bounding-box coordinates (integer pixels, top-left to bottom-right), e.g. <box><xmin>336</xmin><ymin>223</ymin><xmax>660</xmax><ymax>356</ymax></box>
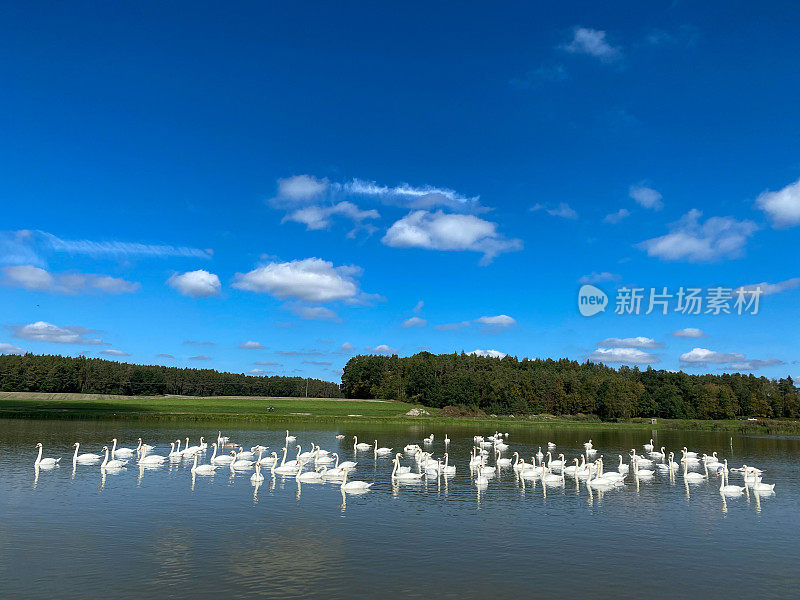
<box><xmin>1</xmin><ymin>391</ymin><xmax>798</xmax><ymax>435</ymax></box>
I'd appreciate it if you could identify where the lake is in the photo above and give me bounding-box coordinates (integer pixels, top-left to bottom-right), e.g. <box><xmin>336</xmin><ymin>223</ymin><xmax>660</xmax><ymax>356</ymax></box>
<box><xmin>1</xmin><ymin>418</ymin><xmax>798</xmax><ymax>599</ymax></box>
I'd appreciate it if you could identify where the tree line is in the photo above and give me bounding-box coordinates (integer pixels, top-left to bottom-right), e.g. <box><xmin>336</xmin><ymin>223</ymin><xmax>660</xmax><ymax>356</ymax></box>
<box><xmin>0</xmin><ymin>353</ymin><xmax>343</xmax><ymax>398</ymax></box>
<box><xmin>341</xmin><ymin>352</ymin><xmax>799</xmax><ymax>420</ymax></box>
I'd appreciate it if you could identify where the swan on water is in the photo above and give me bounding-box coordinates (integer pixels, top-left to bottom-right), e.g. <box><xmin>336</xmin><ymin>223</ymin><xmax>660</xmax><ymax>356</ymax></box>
<box><xmin>34</xmin><ymin>443</ymin><xmax>60</xmax><ymax>468</ymax></box>
<box><xmin>72</xmin><ymin>443</ymin><xmax>102</xmax><ymax>464</ymax></box>
<box><xmin>100</xmin><ymin>445</ymin><xmax>127</xmax><ymax>470</ymax></box>
<box><xmin>111</xmin><ymin>439</ymin><xmax>135</xmax><ymax>459</ymax></box>
<box><xmin>353</xmin><ymin>436</ymin><xmax>372</xmax><ymax>451</ymax></box>
<box><xmin>190</xmin><ymin>453</ymin><xmax>217</xmax><ymax>476</ymax></box>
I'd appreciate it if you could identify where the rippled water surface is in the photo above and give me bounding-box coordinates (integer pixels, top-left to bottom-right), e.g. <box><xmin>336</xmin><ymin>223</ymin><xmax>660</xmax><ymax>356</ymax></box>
<box><xmin>1</xmin><ymin>418</ymin><xmax>798</xmax><ymax>599</ymax></box>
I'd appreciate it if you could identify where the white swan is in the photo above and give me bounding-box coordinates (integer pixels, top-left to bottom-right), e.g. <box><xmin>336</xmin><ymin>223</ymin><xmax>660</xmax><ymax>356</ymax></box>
<box><xmin>230</xmin><ymin>451</ymin><xmax>254</xmax><ymax>470</ymax></box>
<box><xmin>100</xmin><ymin>445</ymin><xmax>127</xmax><ymax>470</ymax></box>
<box><xmin>334</xmin><ymin>453</ymin><xmax>357</xmax><ymax>470</ymax></box>
<box><xmin>496</xmin><ymin>450</ymin><xmax>512</xmax><ymax>467</ymax></box>
<box><xmin>583</xmin><ymin>439</ymin><xmax>593</xmax><ymax>450</ymax></box>
<box><xmin>250</xmin><ymin>462</ymin><xmax>264</xmax><ymax>482</ymax></box>
<box><xmin>138</xmin><ymin>446</ymin><xmax>166</xmax><ymax>466</ymax></box>
<box><xmin>444</xmin><ymin>435</ymin><xmax>450</xmax><ymax>445</ymax></box>
<box><xmin>353</xmin><ymin>436</ymin><xmax>372</xmax><ymax>451</ymax></box>
<box><xmin>210</xmin><ymin>443</ymin><xmax>234</xmax><ymax>464</ymax></box>
<box><xmin>374</xmin><ymin>440</ymin><xmax>393</xmax><ymax>456</ymax></box>
<box><xmin>190</xmin><ymin>453</ymin><xmax>217</xmax><ymax>476</ymax></box>
<box><xmin>111</xmin><ymin>439</ymin><xmax>135</xmax><ymax>459</ymax></box>
<box><xmin>547</xmin><ymin>441</ymin><xmax>556</xmax><ymax>449</ymax></box>
<box><xmin>72</xmin><ymin>443</ymin><xmax>101</xmax><ymax>464</ymax></box>
<box><xmin>632</xmin><ymin>457</ymin><xmax>653</xmax><ymax>478</ymax></box>
<box><xmin>285</xmin><ymin>430</ymin><xmax>297</xmax><ymax>443</ymax></box>
<box><xmin>423</xmin><ymin>434</ymin><xmax>434</xmax><ymax>444</ymax></box>
<box><xmin>297</xmin><ymin>466</ymin><xmax>325</xmax><ymax>483</ymax></box>
<box><xmin>617</xmin><ymin>455</ymin><xmax>629</xmax><ymax>474</ymax></box>
<box><xmin>272</xmin><ymin>447</ymin><xmax>300</xmax><ymax>475</ymax></box>
<box><xmin>718</xmin><ymin>466</ymin><xmax>745</xmax><ymax>496</ymax></box>
<box><xmin>136</xmin><ymin>438</ymin><xmax>154</xmax><ymax>453</ymax></box>
<box><xmin>392</xmin><ymin>454</ymin><xmax>423</xmax><ymax>480</ymax></box>
<box><xmin>682</xmin><ymin>459</ymin><xmax>706</xmax><ymax>482</ymax></box>
<box><xmin>340</xmin><ymin>469</ymin><xmax>372</xmax><ymax>492</ymax></box>
<box><xmin>643</xmin><ymin>438</ymin><xmax>654</xmax><ymax>452</ymax></box>
<box><xmin>34</xmin><ymin>443</ymin><xmax>60</xmax><ymax>468</ymax></box>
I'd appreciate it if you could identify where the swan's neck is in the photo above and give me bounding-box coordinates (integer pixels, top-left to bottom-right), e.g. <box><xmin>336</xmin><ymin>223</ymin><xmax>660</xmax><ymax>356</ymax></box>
<box><xmin>102</xmin><ymin>447</ymin><xmax>109</xmax><ymax>468</ymax></box>
<box><xmin>211</xmin><ymin>445</ymin><xmax>217</xmax><ymax>460</ymax></box>
<box><xmin>73</xmin><ymin>445</ymin><xmax>79</xmax><ymax>462</ymax></box>
<box><xmin>111</xmin><ymin>439</ymin><xmax>117</xmax><ymax>457</ymax></box>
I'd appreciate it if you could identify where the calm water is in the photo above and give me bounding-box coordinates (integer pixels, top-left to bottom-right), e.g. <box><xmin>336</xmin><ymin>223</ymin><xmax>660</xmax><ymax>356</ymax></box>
<box><xmin>0</xmin><ymin>418</ymin><xmax>798</xmax><ymax>599</ymax></box>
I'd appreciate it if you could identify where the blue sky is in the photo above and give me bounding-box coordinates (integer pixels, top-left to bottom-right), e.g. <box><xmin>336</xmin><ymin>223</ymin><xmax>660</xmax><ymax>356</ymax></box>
<box><xmin>1</xmin><ymin>1</ymin><xmax>799</xmax><ymax>382</ymax></box>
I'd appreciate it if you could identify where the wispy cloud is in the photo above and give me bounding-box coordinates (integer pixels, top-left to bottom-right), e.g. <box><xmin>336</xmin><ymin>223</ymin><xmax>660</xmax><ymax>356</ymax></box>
<box><xmin>736</xmin><ymin>277</ymin><xmax>800</xmax><ymax>296</ymax></box>
<box><xmin>0</xmin><ymin>342</ymin><xmax>24</xmax><ymax>355</ymax></box>
<box><xmin>531</xmin><ymin>203</ymin><xmax>578</xmax><ymax>219</ymax></box>
<box><xmin>402</xmin><ymin>317</ymin><xmax>427</xmax><ymax>328</ymax></box>
<box><xmin>671</xmin><ymin>328</ymin><xmax>705</xmax><ymax>338</ymax></box>
<box><xmin>755</xmin><ymin>177</ymin><xmax>800</xmax><ymax>228</ymax></box>
<box><xmin>579</xmin><ymin>272</ymin><xmax>620</xmax><ymax>285</ymax></box>
<box><xmin>679</xmin><ymin>347</ymin><xmax>745</xmax><ymax>365</ymax></box>
<box><xmin>603</xmin><ymin>208</ymin><xmax>630</xmax><ymax>224</ymax></box>
<box><xmin>629</xmin><ymin>184</ymin><xmax>663</xmax><ymax>210</ymax></box>
<box><xmin>189</xmin><ymin>354</ymin><xmax>212</xmax><ymax>361</ymax></box>
<box><xmin>562</xmin><ymin>27</ymin><xmax>622</xmax><ymax>63</ymax></box>
<box><xmin>638</xmin><ymin>209</ymin><xmax>758</xmax><ymax>262</ymax></box>
<box><xmin>100</xmin><ymin>349</ymin><xmax>130</xmax><ymax>357</ymax></box>
<box><xmin>597</xmin><ymin>336</ymin><xmax>664</xmax><ymax>349</ymax></box>
<box><xmin>39</xmin><ymin>231</ymin><xmax>212</xmax><ymax>259</ymax></box>
<box><xmin>588</xmin><ymin>347</ymin><xmax>659</xmax><ymax>364</ymax></box>
<box><xmin>239</xmin><ymin>341</ymin><xmax>265</xmax><ymax>350</ymax></box>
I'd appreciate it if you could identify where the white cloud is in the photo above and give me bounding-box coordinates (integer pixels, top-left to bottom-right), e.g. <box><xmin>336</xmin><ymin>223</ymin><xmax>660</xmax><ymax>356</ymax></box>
<box><xmin>167</xmin><ymin>270</ymin><xmax>221</xmax><ymax>298</ymax></box>
<box><xmin>755</xmin><ymin>177</ymin><xmax>800</xmax><ymax>228</ymax></box>
<box><xmin>344</xmin><ymin>178</ymin><xmax>483</xmax><ymax>212</ymax></box>
<box><xmin>475</xmin><ymin>315</ymin><xmax>516</xmax><ymax>328</ymax></box>
<box><xmin>736</xmin><ymin>277</ymin><xmax>800</xmax><ymax>296</ymax></box>
<box><xmin>233</xmin><ymin>258</ymin><xmax>366</xmax><ymax>303</ymax></box>
<box><xmin>598</xmin><ymin>336</ymin><xmax>663</xmax><ymax>349</ymax></box>
<box><xmin>189</xmin><ymin>354</ymin><xmax>212</xmax><ymax>361</ymax></box>
<box><xmin>638</xmin><ymin>209</ymin><xmax>758</xmax><ymax>262</ymax></box>
<box><xmin>679</xmin><ymin>347</ymin><xmax>746</xmax><ymax>365</ymax></box>
<box><xmin>603</xmin><ymin>208</ymin><xmax>630</xmax><ymax>224</ymax></box>
<box><xmin>39</xmin><ymin>231</ymin><xmax>212</xmax><ymax>259</ymax></box>
<box><xmin>338</xmin><ymin>342</ymin><xmax>355</xmax><ymax>353</ymax></box>
<box><xmin>579</xmin><ymin>271</ymin><xmax>620</xmax><ymax>284</ymax></box>
<box><xmin>10</xmin><ymin>321</ymin><xmax>104</xmax><ymax>345</ymax></box>
<box><xmin>468</xmin><ymin>349</ymin><xmax>507</xmax><ymax>358</ymax></box>
<box><xmin>289</xmin><ymin>305</ymin><xmax>340</xmax><ymax>321</ymax></box>
<box><xmin>434</xmin><ymin>321</ymin><xmax>471</xmax><ymax>331</ymax></box>
<box><xmin>249</xmin><ymin>368</ymin><xmax>268</xmax><ymax>375</ymax></box>
<box><xmin>100</xmin><ymin>349</ymin><xmax>130</xmax><ymax>357</ymax></box>
<box><xmin>671</xmin><ymin>328</ymin><xmax>705</xmax><ymax>338</ymax></box>
<box><xmin>629</xmin><ymin>185</ymin><xmax>663</xmax><ymax>210</ymax></box>
<box><xmin>276</xmin><ymin>174</ymin><xmax>330</xmax><ymax>202</ymax></box>
<box><xmin>156</xmin><ymin>353</ymin><xmax>175</xmax><ymax>359</ymax></box>
<box><xmin>728</xmin><ymin>359</ymin><xmax>784</xmax><ymax>371</ymax></box>
<box><xmin>0</xmin><ymin>342</ymin><xmax>24</xmax><ymax>354</ymax></box>
<box><xmin>2</xmin><ymin>265</ymin><xmax>139</xmax><ymax>295</ymax></box>
<box><xmin>239</xmin><ymin>341</ymin><xmax>265</xmax><ymax>350</ymax></box>
<box><xmin>531</xmin><ymin>203</ymin><xmax>578</xmax><ymax>219</ymax></box>
<box><xmin>382</xmin><ymin>210</ymin><xmax>522</xmax><ymax>265</ymax></box>
<box><xmin>282</xmin><ymin>201</ymin><xmax>379</xmax><ymax>232</ymax></box>
<box><xmin>588</xmin><ymin>347</ymin><xmax>659</xmax><ymax>364</ymax></box>
<box><xmin>368</xmin><ymin>344</ymin><xmax>398</xmax><ymax>354</ymax></box>
<box><xmin>412</xmin><ymin>300</ymin><xmax>424</xmax><ymax>314</ymax></box>
<box><xmin>563</xmin><ymin>27</ymin><xmax>622</xmax><ymax>62</ymax></box>
<box><xmin>402</xmin><ymin>317</ymin><xmax>427</xmax><ymax>328</ymax></box>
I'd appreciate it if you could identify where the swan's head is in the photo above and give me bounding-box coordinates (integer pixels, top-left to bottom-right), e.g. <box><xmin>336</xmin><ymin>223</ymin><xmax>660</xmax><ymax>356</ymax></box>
<box><xmin>102</xmin><ymin>446</ymin><xmax>108</xmax><ymax>451</ymax></box>
<box><xmin>36</xmin><ymin>443</ymin><xmax>42</xmax><ymax>448</ymax></box>
<box><xmin>137</xmin><ymin>438</ymin><xmax>142</xmax><ymax>443</ymax></box>
<box><xmin>112</xmin><ymin>438</ymin><xmax>117</xmax><ymax>443</ymax></box>
<box><xmin>73</xmin><ymin>442</ymin><xmax>79</xmax><ymax>447</ymax></box>
<box><xmin>212</xmin><ymin>443</ymin><xmax>217</xmax><ymax>448</ymax></box>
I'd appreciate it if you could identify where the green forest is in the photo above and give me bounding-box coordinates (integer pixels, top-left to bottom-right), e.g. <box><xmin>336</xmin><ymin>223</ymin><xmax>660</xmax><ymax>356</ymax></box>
<box><xmin>0</xmin><ymin>353</ymin><xmax>343</xmax><ymax>398</ymax></box>
<box><xmin>341</xmin><ymin>352</ymin><xmax>799</xmax><ymax>420</ymax></box>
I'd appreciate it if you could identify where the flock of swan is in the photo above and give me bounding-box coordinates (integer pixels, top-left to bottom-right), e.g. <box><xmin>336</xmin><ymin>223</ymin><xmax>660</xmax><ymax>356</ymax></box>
<box><xmin>31</xmin><ymin>431</ymin><xmax>776</xmax><ymax>500</ymax></box>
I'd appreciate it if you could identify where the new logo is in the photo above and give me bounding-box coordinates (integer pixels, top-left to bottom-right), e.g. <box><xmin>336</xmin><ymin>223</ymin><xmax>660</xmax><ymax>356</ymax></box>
<box><xmin>578</xmin><ymin>285</ymin><xmax>608</xmax><ymax>317</ymax></box>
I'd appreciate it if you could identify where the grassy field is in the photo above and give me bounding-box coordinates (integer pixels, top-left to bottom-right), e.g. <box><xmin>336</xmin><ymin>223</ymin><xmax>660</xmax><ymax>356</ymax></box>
<box><xmin>0</xmin><ymin>391</ymin><xmax>419</xmax><ymax>420</ymax></box>
<box><xmin>1</xmin><ymin>391</ymin><xmax>799</xmax><ymax>434</ymax></box>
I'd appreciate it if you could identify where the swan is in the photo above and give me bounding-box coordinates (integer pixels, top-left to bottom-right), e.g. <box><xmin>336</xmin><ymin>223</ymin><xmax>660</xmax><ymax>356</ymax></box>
<box><xmin>444</xmin><ymin>435</ymin><xmax>450</xmax><ymax>445</ymax></box>
<box><xmin>496</xmin><ymin>450</ymin><xmax>513</xmax><ymax>467</ymax></box>
<box><xmin>477</xmin><ymin>457</ymin><xmax>496</xmax><ymax>477</ymax></box>
<box><xmin>230</xmin><ymin>451</ymin><xmax>254</xmax><ymax>470</ymax></box>
<box><xmin>630</xmin><ymin>450</ymin><xmax>653</xmax><ymax>468</ymax></box>
<box><xmin>439</xmin><ymin>453</ymin><xmax>456</xmax><ymax>475</ymax></box>
<box><xmin>404</xmin><ymin>444</ymin><xmax>421</xmax><ymax>453</ymax></box>
<box><xmin>741</xmin><ymin>465</ymin><xmax>766</xmax><ymax>486</ymax></box>
<box><xmin>683</xmin><ymin>446</ymin><xmax>698</xmax><ymax>458</ymax></box>
<box><xmin>335</xmin><ymin>434</ymin><xmax>345</xmax><ymax>440</ymax></box>
<box><xmin>315</xmin><ymin>447</ymin><xmax>335</xmax><ymax>464</ymax></box>
<box><xmin>138</xmin><ymin>446</ymin><xmax>166</xmax><ymax>466</ymax></box>
<box><xmin>542</xmin><ymin>464</ymin><xmax>564</xmax><ymax>485</ymax></box>
<box><xmin>169</xmin><ymin>442</ymin><xmax>183</xmax><ymax>460</ymax></box>
<box><xmin>535</xmin><ymin>446</ymin><xmax>544</xmax><ymax>461</ymax></box>
<box><xmin>374</xmin><ymin>441</ymin><xmax>393</xmax><ymax>456</ymax></box>
<box><xmin>182</xmin><ymin>437</ymin><xmax>202</xmax><ymax>457</ymax></box>
<box><xmin>334</xmin><ymin>453</ymin><xmax>358</xmax><ymax>470</ymax></box>
<box><xmin>190</xmin><ymin>453</ymin><xmax>217</xmax><ymax>476</ymax></box>
<box><xmin>587</xmin><ymin>464</ymin><xmax>619</xmax><ymax>488</ymax></box>
<box><xmin>137</xmin><ymin>438</ymin><xmax>154</xmax><ymax>453</ymax></box>
<box><xmin>235</xmin><ymin>446</ymin><xmax>255</xmax><ymax>460</ymax></box>
<box><xmin>111</xmin><ymin>439</ymin><xmax>135</xmax><ymax>459</ymax></box>
<box><xmin>718</xmin><ymin>467</ymin><xmax>745</xmax><ymax>496</ymax></box>
<box><xmin>392</xmin><ymin>454</ymin><xmax>423</xmax><ymax>480</ymax></box>
<box><xmin>340</xmin><ymin>469</ymin><xmax>372</xmax><ymax>492</ymax></box>
<box><xmin>34</xmin><ymin>443</ymin><xmax>60</xmax><ymax>468</ymax></box>
<box><xmin>548</xmin><ymin>452</ymin><xmax>565</xmax><ymax>469</ymax></box>
<box><xmin>632</xmin><ymin>457</ymin><xmax>653</xmax><ymax>478</ymax></box>
<box><xmin>649</xmin><ymin>446</ymin><xmax>665</xmax><ymax>459</ymax></box>
<box><xmin>563</xmin><ymin>457</ymin><xmax>580</xmax><ymax>477</ymax></box>
<box><xmin>272</xmin><ymin>447</ymin><xmax>300</xmax><ymax>475</ymax></box>
<box><xmin>583</xmin><ymin>439</ymin><xmax>593</xmax><ymax>450</ymax></box>
<box><xmin>353</xmin><ymin>436</ymin><xmax>372</xmax><ymax>451</ymax></box>
<box><xmin>547</xmin><ymin>441</ymin><xmax>556</xmax><ymax>449</ymax></box>
<box><xmin>210</xmin><ymin>443</ymin><xmax>234</xmax><ymax>464</ymax></box>
<box><xmin>643</xmin><ymin>439</ymin><xmax>654</xmax><ymax>452</ymax></box>
<box><xmin>100</xmin><ymin>445</ymin><xmax>127</xmax><ymax>470</ymax></box>
<box><xmin>423</xmin><ymin>434</ymin><xmax>434</xmax><ymax>444</ymax></box>
<box><xmin>469</xmin><ymin>448</ymin><xmax>483</xmax><ymax>468</ymax></box>
<box><xmin>617</xmin><ymin>455</ymin><xmax>629</xmax><ymax>474</ymax></box>
<box><xmin>297</xmin><ymin>444</ymin><xmax>316</xmax><ymax>461</ymax></box>
<box><xmin>259</xmin><ymin>451</ymin><xmax>278</xmax><ymax>467</ymax></box>
<box><xmin>595</xmin><ymin>458</ymin><xmax>625</xmax><ymax>483</ymax></box>
<box><xmin>285</xmin><ymin>430</ymin><xmax>297</xmax><ymax>443</ymax></box>
<box><xmin>72</xmin><ymin>443</ymin><xmax>102</xmax><ymax>464</ymax></box>
<box><xmin>682</xmin><ymin>459</ymin><xmax>706</xmax><ymax>482</ymax></box>
<box><xmin>250</xmin><ymin>462</ymin><xmax>265</xmax><ymax>482</ymax></box>
<box><xmin>297</xmin><ymin>466</ymin><xmax>325</xmax><ymax>483</ymax></box>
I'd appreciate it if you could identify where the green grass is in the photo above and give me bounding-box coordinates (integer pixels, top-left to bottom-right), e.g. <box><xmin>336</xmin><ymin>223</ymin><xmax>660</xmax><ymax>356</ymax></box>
<box><xmin>1</xmin><ymin>392</ymin><xmax>799</xmax><ymax>434</ymax></box>
<box><xmin>0</xmin><ymin>391</ymin><xmax>419</xmax><ymax>420</ymax></box>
